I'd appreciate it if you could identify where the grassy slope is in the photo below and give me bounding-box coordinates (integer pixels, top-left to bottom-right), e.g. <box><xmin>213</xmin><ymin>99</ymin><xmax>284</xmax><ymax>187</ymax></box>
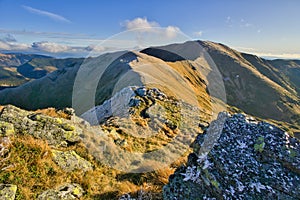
<box><xmin>0</xmin><ymin>41</ymin><xmax>299</xmax><ymax>127</ymax></box>
<box><xmin>0</xmin><ymin>104</ymin><xmax>185</xmax><ymax>199</ymax></box>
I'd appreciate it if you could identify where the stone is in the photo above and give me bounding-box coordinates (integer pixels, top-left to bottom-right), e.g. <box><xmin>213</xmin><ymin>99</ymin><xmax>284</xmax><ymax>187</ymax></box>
<box><xmin>0</xmin><ymin>122</ymin><xmax>15</xmax><ymax>136</ymax></box>
<box><xmin>164</xmin><ymin>113</ymin><xmax>300</xmax><ymax>199</ymax></box>
<box><xmin>0</xmin><ymin>184</ymin><xmax>17</xmax><ymax>200</ymax></box>
<box><xmin>51</xmin><ymin>150</ymin><xmax>92</xmax><ymax>172</ymax></box>
<box><xmin>136</xmin><ymin>87</ymin><xmax>147</xmax><ymax>97</ymax></box>
<box><xmin>37</xmin><ymin>183</ymin><xmax>84</xmax><ymax>200</ymax></box>
<box><xmin>0</xmin><ymin>105</ymin><xmax>81</xmax><ymax>147</ymax></box>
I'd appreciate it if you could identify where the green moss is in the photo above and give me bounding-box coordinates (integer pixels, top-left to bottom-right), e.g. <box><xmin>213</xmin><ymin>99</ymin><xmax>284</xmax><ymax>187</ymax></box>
<box><xmin>61</xmin><ymin>123</ymin><xmax>75</xmax><ymax>131</ymax></box>
<box><xmin>211</xmin><ymin>180</ymin><xmax>219</xmax><ymax>189</ymax></box>
<box><xmin>289</xmin><ymin>149</ymin><xmax>297</xmax><ymax>158</ymax></box>
<box><xmin>0</xmin><ymin>122</ymin><xmax>15</xmax><ymax>136</ymax></box>
<box><xmin>64</xmin><ymin>131</ymin><xmax>76</xmax><ymax>141</ymax></box>
<box><xmin>254</xmin><ymin>136</ymin><xmax>265</xmax><ymax>153</ymax></box>
<box><xmin>55</xmin><ymin>118</ymin><xmax>63</xmax><ymax>124</ymax></box>
<box><xmin>72</xmin><ymin>187</ymin><xmax>81</xmax><ymax>196</ymax></box>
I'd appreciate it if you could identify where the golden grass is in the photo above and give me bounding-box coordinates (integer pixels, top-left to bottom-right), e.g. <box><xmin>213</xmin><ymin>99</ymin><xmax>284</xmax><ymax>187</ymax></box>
<box><xmin>0</xmin><ymin>132</ymin><xmax>186</xmax><ymax>199</ymax></box>
<box><xmin>35</xmin><ymin>107</ymin><xmax>70</xmax><ymax>119</ymax></box>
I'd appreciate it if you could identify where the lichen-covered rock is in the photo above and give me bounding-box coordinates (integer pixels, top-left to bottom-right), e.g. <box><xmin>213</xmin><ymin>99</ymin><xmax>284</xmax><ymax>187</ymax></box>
<box><xmin>0</xmin><ymin>137</ymin><xmax>11</xmax><ymax>158</ymax></box>
<box><xmin>51</xmin><ymin>150</ymin><xmax>92</xmax><ymax>172</ymax></box>
<box><xmin>0</xmin><ymin>105</ymin><xmax>81</xmax><ymax>147</ymax></box>
<box><xmin>164</xmin><ymin>113</ymin><xmax>300</xmax><ymax>199</ymax></box>
<box><xmin>0</xmin><ymin>184</ymin><xmax>17</xmax><ymax>200</ymax></box>
<box><xmin>37</xmin><ymin>183</ymin><xmax>84</xmax><ymax>200</ymax></box>
<box><xmin>0</xmin><ymin>122</ymin><xmax>15</xmax><ymax>136</ymax></box>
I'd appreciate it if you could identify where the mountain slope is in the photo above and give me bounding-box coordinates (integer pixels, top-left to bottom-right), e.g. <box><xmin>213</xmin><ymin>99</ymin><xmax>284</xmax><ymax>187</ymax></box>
<box><xmin>0</xmin><ymin>53</ymin><xmax>51</xmax><ymax>67</ymax></box>
<box><xmin>142</xmin><ymin>41</ymin><xmax>299</xmax><ymax>125</ymax></box>
<box><xmin>0</xmin><ymin>41</ymin><xmax>299</xmax><ymax>128</ymax></box>
<box><xmin>0</xmin><ymin>53</ymin><xmax>83</xmax><ymax>88</ymax></box>
<box><xmin>16</xmin><ymin>57</ymin><xmax>82</xmax><ymax>79</ymax></box>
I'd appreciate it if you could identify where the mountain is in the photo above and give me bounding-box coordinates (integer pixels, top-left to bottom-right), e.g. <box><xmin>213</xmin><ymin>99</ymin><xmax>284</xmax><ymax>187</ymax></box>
<box><xmin>0</xmin><ymin>53</ymin><xmax>51</xmax><ymax>67</ymax></box>
<box><xmin>0</xmin><ymin>41</ymin><xmax>298</xmax><ymax>130</ymax></box>
<box><xmin>269</xmin><ymin>59</ymin><xmax>300</xmax><ymax>96</ymax></box>
<box><xmin>141</xmin><ymin>41</ymin><xmax>299</xmax><ymax>125</ymax></box>
<box><xmin>0</xmin><ymin>53</ymin><xmax>83</xmax><ymax>88</ymax></box>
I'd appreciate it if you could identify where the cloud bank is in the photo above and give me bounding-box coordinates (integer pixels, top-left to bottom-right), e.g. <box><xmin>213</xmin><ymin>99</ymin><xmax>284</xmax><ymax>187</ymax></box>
<box><xmin>123</xmin><ymin>17</ymin><xmax>181</xmax><ymax>39</ymax></box>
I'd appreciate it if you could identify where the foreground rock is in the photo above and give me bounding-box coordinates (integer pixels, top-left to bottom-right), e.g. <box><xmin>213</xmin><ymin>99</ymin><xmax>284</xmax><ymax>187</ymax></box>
<box><xmin>51</xmin><ymin>150</ymin><xmax>93</xmax><ymax>172</ymax></box>
<box><xmin>164</xmin><ymin>113</ymin><xmax>300</xmax><ymax>199</ymax></box>
<box><xmin>37</xmin><ymin>183</ymin><xmax>84</xmax><ymax>200</ymax></box>
<box><xmin>0</xmin><ymin>105</ymin><xmax>81</xmax><ymax>147</ymax></box>
<box><xmin>0</xmin><ymin>184</ymin><xmax>17</xmax><ymax>200</ymax></box>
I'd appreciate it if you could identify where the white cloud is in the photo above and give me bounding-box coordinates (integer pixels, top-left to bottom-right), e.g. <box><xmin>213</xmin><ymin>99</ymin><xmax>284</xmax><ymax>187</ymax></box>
<box><xmin>22</xmin><ymin>5</ymin><xmax>71</xmax><ymax>23</ymax></box>
<box><xmin>165</xmin><ymin>26</ymin><xmax>180</xmax><ymax>38</ymax></box>
<box><xmin>255</xmin><ymin>52</ymin><xmax>300</xmax><ymax>59</ymax></box>
<box><xmin>193</xmin><ymin>31</ymin><xmax>203</xmax><ymax>37</ymax></box>
<box><xmin>31</xmin><ymin>41</ymin><xmax>70</xmax><ymax>53</ymax></box>
<box><xmin>226</xmin><ymin>16</ymin><xmax>233</xmax><ymax>27</ymax></box>
<box><xmin>0</xmin><ymin>41</ymin><xmax>30</xmax><ymax>51</ymax></box>
<box><xmin>0</xmin><ymin>38</ymin><xmax>117</xmax><ymax>57</ymax></box>
<box><xmin>122</xmin><ymin>17</ymin><xmax>181</xmax><ymax>39</ymax></box>
<box><xmin>123</xmin><ymin>17</ymin><xmax>159</xmax><ymax>30</ymax></box>
<box><xmin>0</xmin><ymin>34</ymin><xmax>17</xmax><ymax>42</ymax></box>
<box><xmin>234</xmin><ymin>46</ymin><xmax>300</xmax><ymax>59</ymax></box>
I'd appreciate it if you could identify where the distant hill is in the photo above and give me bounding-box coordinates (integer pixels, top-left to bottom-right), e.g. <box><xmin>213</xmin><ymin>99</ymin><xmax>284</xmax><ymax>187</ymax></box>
<box><xmin>0</xmin><ymin>53</ymin><xmax>51</xmax><ymax>67</ymax></box>
<box><xmin>0</xmin><ymin>41</ymin><xmax>298</xmax><ymax>129</ymax></box>
<box><xmin>0</xmin><ymin>53</ymin><xmax>83</xmax><ymax>87</ymax></box>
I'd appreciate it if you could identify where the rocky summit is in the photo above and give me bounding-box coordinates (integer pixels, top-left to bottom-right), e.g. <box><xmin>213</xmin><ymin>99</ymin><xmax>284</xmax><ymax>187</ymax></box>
<box><xmin>164</xmin><ymin>113</ymin><xmax>300</xmax><ymax>200</ymax></box>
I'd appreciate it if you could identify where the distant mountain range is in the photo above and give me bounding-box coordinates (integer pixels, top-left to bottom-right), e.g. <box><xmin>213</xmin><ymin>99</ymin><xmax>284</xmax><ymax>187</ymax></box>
<box><xmin>0</xmin><ymin>53</ymin><xmax>82</xmax><ymax>87</ymax></box>
<box><xmin>0</xmin><ymin>41</ymin><xmax>299</xmax><ymax>131</ymax></box>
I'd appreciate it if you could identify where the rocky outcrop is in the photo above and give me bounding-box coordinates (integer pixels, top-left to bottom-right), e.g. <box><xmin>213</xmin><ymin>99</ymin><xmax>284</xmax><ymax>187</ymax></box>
<box><xmin>81</xmin><ymin>86</ymin><xmax>173</xmax><ymax>125</ymax></box>
<box><xmin>37</xmin><ymin>183</ymin><xmax>84</xmax><ymax>200</ymax></box>
<box><xmin>0</xmin><ymin>184</ymin><xmax>17</xmax><ymax>200</ymax></box>
<box><xmin>163</xmin><ymin>113</ymin><xmax>300</xmax><ymax>199</ymax></box>
<box><xmin>81</xmin><ymin>87</ymin><xmax>136</xmax><ymax>125</ymax></box>
<box><xmin>0</xmin><ymin>105</ymin><xmax>81</xmax><ymax>147</ymax></box>
<box><xmin>51</xmin><ymin>150</ymin><xmax>92</xmax><ymax>172</ymax></box>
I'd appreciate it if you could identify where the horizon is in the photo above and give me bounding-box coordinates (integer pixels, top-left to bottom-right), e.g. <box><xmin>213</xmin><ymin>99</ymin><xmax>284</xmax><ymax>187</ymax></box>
<box><xmin>1</xmin><ymin>0</ymin><xmax>299</xmax><ymax>59</ymax></box>
<box><xmin>1</xmin><ymin>40</ymin><xmax>299</xmax><ymax>61</ymax></box>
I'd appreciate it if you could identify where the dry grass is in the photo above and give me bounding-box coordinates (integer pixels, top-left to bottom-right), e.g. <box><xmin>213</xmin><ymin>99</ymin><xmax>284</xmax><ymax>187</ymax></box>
<box><xmin>35</xmin><ymin>107</ymin><xmax>71</xmax><ymax>119</ymax></box>
<box><xmin>0</xmin><ymin>132</ymin><xmax>187</xmax><ymax>199</ymax></box>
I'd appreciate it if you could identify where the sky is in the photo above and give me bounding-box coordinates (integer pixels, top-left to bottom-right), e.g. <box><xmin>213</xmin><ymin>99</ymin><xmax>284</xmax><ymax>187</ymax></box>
<box><xmin>0</xmin><ymin>0</ymin><xmax>299</xmax><ymax>59</ymax></box>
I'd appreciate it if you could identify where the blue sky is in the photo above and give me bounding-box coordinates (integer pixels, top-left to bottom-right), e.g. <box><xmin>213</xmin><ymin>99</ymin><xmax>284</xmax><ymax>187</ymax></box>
<box><xmin>0</xmin><ymin>0</ymin><xmax>299</xmax><ymax>58</ymax></box>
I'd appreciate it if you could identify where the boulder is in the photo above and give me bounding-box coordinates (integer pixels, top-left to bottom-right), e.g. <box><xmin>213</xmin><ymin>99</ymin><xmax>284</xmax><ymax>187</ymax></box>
<box><xmin>51</xmin><ymin>150</ymin><xmax>92</xmax><ymax>172</ymax></box>
<box><xmin>0</xmin><ymin>184</ymin><xmax>17</xmax><ymax>200</ymax></box>
<box><xmin>37</xmin><ymin>183</ymin><xmax>84</xmax><ymax>200</ymax></box>
<box><xmin>0</xmin><ymin>105</ymin><xmax>81</xmax><ymax>147</ymax></box>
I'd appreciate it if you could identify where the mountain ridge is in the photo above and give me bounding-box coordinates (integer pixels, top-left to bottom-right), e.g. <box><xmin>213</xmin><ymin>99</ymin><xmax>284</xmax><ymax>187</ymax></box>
<box><xmin>0</xmin><ymin>40</ymin><xmax>299</xmax><ymax>129</ymax></box>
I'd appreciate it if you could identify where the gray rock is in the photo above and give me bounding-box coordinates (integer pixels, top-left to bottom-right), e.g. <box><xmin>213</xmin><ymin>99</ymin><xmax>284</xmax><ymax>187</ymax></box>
<box><xmin>0</xmin><ymin>122</ymin><xmax>15</xmax><ymax>137</ymax></box>
<box><xmin>0</xmin><ymin>184</ymin><xmax>17</xmax><ymax>200</ymax></box>
<box><xmin>0</xmin><ymin>105</ymin><xmax>81</xmax><ymax>147</ymax></box>
<box><xmin>51</xmin><ymin>150</ymin><xmax>92</xmax><ymax>172</ymax></box>
<box><xmin>37</xmin><ymin>183</ymin><xmax>84</xmax><ymax>200</ymax></box>
<box><xmin>136</xmin><ymin>87</ymin><xmax>147</xmax><ymax>97</ymax></box>
<box><xmin>164</xmin><ymin>113</ymin><xmax>300</xmax><ymax>200</ymax></box>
